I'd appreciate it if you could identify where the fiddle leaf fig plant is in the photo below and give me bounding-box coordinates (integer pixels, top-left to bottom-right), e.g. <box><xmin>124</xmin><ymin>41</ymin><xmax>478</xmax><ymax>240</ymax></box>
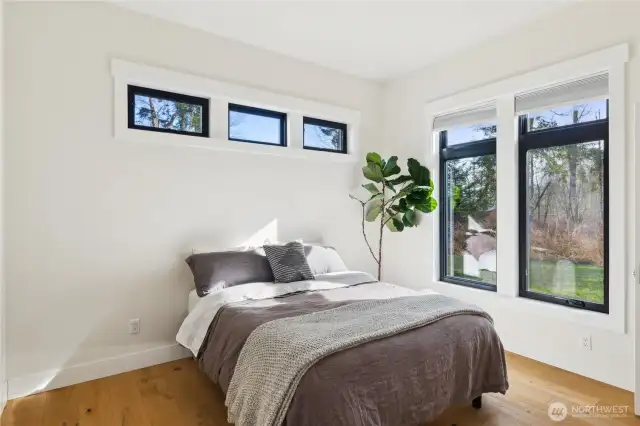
<box><xmin>350</xmin><ymin>153</ymin><xmax>437</xmax><ymax>280</ymax></box>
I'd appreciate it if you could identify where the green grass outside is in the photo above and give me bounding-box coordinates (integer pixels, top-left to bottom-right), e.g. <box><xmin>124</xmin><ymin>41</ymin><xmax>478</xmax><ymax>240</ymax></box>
<box><xmin>451</xmin><ymin>255</ymin><xmax>604</xmax><ymax>304</ymax></box>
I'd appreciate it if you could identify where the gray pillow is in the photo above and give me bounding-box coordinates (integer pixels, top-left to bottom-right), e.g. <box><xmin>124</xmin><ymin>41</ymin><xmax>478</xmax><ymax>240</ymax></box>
<box><xmin>185</xmin><ymin>249</ymin><xmax>274</xmax><ymax>296</ymax></box>
<box><xmin>303</xmin><ymin>244</ymin><xmax>348</xmax><ymax>275</ymax></box>
<box><xmin>264</xmin><ymin>242</ymin><xmax>315</xmax><ymax>283</ymax></box>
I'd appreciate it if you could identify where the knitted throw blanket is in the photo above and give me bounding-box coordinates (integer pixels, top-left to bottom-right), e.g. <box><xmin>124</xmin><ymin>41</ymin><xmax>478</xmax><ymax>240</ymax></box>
<box><xmin>225</xmin><ymin>293</ymin><xmax>492</xmax><ymax>426</ymax></box>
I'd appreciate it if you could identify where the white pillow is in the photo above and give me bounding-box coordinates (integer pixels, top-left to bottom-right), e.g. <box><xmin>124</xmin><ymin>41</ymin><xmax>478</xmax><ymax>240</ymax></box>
<box><xmin>303</xmin><ymin>244</ymin><xmax>348</xmax><ymax>275</ymax></box>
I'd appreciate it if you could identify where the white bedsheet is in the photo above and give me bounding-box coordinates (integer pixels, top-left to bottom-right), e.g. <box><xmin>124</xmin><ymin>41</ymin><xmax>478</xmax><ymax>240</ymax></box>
<box><xmin>176</xmin><ymin>271</ymin><xmax>376</xmax><ymax>357</ymax></box>
<box><xmin>188</xmin><ymin>289</ymin><xmax>200</xmax><ymax>313</ymax></box>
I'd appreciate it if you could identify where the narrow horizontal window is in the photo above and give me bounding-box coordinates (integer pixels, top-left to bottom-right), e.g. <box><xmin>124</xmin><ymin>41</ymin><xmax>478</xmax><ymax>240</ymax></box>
<box><xmin>525</xmin><ymin>99</ymin><xmax>608</xmax><ymax>132</ymax></box>
<box><xmin>445</xmin><ymin>123</ymin><xmax>497</xmax><ymax>146</ymax></box>
<box><xmin>228</xmin><ymin>104</ymin><xmax>287</xmax><ymax>146</ymax></box>
<box><xmin>303</xmin><ymin>117</ymin><xmax>347</xmax><ymax>153</ymax></box>
<box><xmin>519</xmin><ymin>100</ymin><xmax>609</xmax><ymax>313</ymax></box>
<box><xmin>439</xmin><ymin>121</ymin><xmax>497</xmax><ymax>291</ymax></box>
<box><xmin>128</xmin><ymin>85</ymin><xmax>209</xmax><ymax>137</ymax></box>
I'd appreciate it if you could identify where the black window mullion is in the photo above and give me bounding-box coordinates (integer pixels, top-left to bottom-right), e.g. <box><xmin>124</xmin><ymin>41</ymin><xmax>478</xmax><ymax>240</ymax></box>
<box><xmin>442</xmin><ymin>138</ymin><xmax>496</xmax><ymax>161</ymax></box>
<box><xmin>520</xmin><ymin>121</ymin><xmax>608</xmax><ymax>150</ymax></box>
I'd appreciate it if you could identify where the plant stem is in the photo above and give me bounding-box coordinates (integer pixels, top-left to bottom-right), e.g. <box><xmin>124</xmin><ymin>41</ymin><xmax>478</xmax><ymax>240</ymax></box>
<box><xmin>360</xmin><ymin>203</ymin><xmax>379</xmax><ymax>266</ymax></box>
<box><xmin>381</xmin><ymin>182</ymin><xmax>412</xmax><ymax>209</ymax></box>
<box><xmin>377</xmin><ymin>186</ymin><xmax>386</xmax><ymax>280</ymax></box>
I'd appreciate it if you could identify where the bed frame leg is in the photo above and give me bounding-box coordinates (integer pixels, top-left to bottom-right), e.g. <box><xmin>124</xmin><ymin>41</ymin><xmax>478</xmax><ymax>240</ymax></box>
<box><xmin>472</xmin><ymin>395</ymin><xmax>482</xmax><ymax>409</ymax></box>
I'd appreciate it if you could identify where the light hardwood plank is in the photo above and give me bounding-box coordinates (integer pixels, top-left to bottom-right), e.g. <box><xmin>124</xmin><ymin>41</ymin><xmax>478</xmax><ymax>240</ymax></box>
<box><xmin>1</xmin><ymin>393</ymin><xmax>47</xmax><ymax>426</ymax></box>
<box><xmin>103</xmin><ymin>370</ymin><xmax>151</xmax><ymax>426</ymax></box>
<box><xmin>41</xmin><ymin>385</ymin><xmax>79</xmax><ymax>426</ymax></box>
<box><xmin>2</xmin><ymin>353</ymin><xmax>639</xmax><ymax>426</ymax></box>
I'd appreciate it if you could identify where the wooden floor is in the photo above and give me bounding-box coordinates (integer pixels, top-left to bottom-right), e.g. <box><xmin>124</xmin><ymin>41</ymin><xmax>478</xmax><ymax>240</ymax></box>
<box><xmin>2</xmin><ymin>353</ymin><xmax>638</xmax><ymax>426</ymax></box>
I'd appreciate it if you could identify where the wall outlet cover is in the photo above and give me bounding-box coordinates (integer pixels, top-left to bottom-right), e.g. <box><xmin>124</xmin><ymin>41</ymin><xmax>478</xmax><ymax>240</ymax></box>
<box><xmin>129</xmin><ymin>319</ymin><xmax>140</xmax><ymax>335</ymax></box>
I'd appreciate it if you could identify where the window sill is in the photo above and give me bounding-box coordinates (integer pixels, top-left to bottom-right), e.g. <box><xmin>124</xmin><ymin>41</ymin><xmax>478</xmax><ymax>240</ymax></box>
<box><xmin>115</xmin><ymin>127</ymin><xmax>359</xmax><ymax>163</ymax></box>
<box><xmin>440</xmin><ymin>276</ymin><xmax>497</xmax><ymax>292</ymax></box>
<box><xmin>430</xmin><ymin>280</ymin><xmax>625</xmax><ymax>334</ymax></box>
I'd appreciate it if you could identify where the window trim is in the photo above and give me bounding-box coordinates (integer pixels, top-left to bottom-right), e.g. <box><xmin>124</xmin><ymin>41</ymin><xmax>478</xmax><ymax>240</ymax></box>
<box><xmin>303</xmin><ymin>117</ymin><xmax>348</xmax><ymax>154</ymax></box>
<box><xmin>112</xmin><ymin>59</ymin><xmax>360</xmax><ymax>162</ymax></box>
<box><xmin>439</xmin><ymin>129</ymin><xmax>497</xmax><ymax>292</ymax></box>
<box><xmin>228</xmin><ymin>103</ymin><xmax>287</xmax><ymax>147</ymax></box>
<box><xmin>424</xmin><ymin>44</ymin><xmax>628</xmax><ymax>334</ymax></box>
<box><xmin>517</xmin><ymin>115</ymin><xmax>609</xmax><ymax>313</ymax></box>
<box><xmin>127</xmin><ymin>85</ymin><xmax>210</xmax><ymax>138</ymax></box>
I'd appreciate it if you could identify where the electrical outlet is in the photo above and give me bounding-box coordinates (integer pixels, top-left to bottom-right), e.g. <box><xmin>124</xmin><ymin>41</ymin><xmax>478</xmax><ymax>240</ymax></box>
<box><xmin>129</xmin><ymin>318</ymin><xmax>140</xmax><ymax>335</ymax></box>
<box><xmin>581</xmin><ymin>334</ymin><xmax>592</xmax><ymax>351</ymax></box>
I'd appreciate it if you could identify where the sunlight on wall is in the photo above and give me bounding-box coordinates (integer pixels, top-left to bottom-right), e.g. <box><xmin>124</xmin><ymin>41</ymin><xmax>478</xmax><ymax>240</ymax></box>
<box><xmin>240</xmin><ymin>219</ymin><xmax>278</xmax><ymax>247</ymax></box>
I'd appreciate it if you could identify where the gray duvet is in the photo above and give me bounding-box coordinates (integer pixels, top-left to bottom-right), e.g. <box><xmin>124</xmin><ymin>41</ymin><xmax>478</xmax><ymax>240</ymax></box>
<box><xmin>197</xmin><ymin>282</ymin><xmax>509</xmax><ymax>426</ymax></box>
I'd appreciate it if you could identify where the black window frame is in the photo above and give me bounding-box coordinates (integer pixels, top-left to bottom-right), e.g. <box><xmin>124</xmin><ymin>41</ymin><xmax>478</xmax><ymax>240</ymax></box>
<box><xmin>228</xmin><ymin>103</ymin><xmax>287</xmax><ymax>147</ymax></box>
<box><xmin>439</xmin><ymin>129</ymin><xmax>497</xmax><ymax>292</ymax></box>
<box><xmin>127</xmin><ymin>85</ymin><xmax>210</xmax><ymax>138</ymax></box>
<box><xmin>518</xmin><ymin>104</ymin><xmax>609</xmax><ymax>313</ymax></box>
<box><xmin>302</xmin><ymin>117</ymin><xmax>348</xmax><ymax>154</ymax></box>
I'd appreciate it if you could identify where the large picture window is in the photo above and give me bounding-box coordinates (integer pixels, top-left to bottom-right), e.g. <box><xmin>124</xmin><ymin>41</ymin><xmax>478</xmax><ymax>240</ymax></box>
<box><xmin>439</xmin><ymin>118</ymin><xmax>497</xmax><ymax>291</ymax></box>
<box><xmin>518</xmin><ymin>100</ymin><xmax>608</xmax><ymax>312</ymax></box>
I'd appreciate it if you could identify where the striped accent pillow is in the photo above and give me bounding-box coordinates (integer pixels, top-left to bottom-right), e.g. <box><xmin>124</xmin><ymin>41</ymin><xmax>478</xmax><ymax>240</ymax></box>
<box><xmin>263</xmin><ymin>242</ymin><xmax>315</xmax><ymax>283</ymax></box>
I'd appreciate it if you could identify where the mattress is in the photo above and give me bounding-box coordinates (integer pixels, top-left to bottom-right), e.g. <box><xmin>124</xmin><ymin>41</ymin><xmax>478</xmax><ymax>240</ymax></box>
<box><xmin>188</xmin><ymin>289</ymin><xmax>201</xmax><ymax>313</ymax></box>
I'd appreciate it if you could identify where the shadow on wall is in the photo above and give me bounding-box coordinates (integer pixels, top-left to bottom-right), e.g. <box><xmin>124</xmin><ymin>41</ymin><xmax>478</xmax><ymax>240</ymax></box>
<box><xmin>8</xmin><ymin>218</ymin><xmax>330</xmax><ymax>399</ymax></box>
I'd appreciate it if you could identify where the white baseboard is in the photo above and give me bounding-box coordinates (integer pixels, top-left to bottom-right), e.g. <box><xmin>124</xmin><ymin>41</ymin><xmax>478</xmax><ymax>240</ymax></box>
<box><xmin>8</xmin><ymin>343</ymin><xmax>190</xmax><ymax>400</ymax></box>
<box><xmin>0</xmin><ymin>379</ymin><xmax>6</xmax><ymax>413</ymax></box>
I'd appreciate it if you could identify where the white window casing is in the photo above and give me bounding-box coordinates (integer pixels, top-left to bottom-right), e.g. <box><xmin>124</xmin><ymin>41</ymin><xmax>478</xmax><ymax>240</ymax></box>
<box><xmin>111</xmin><ymin>59</ymin><xmax>361</xmax><ymax>162</ymax></box>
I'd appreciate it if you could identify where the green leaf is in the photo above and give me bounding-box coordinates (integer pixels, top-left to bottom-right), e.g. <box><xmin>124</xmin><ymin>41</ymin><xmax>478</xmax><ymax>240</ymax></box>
<box><xmin>389</xmin><ymin>175</ymin><xmax>412</xmax><ymax>186</ymax></box>
<box><xmin>383</xmin><ymin>180</ymin><xmax>397</xmax><ymax>193</ymax></box>
<box><xmin>382</xmin><ymin>156</ymin><xmax>401</xmax><ymax>177</ymax></box>
<box><xmin>406</xmin><ymin>190</ymin><xmax>428</xmax><ymax>205</ymax></box>
<box><xmin>385</xmin><ymin>208</ymin><xmax>397</xmax><ymax>218</ymax></box>
<box><xmin>404</xmin><ymin>209</ymin><xmax>416</xmax><ymax>226</ymax></box>
<box><xmin>392</xmin><ymin>217</ymin><xmax>405</xmax><ymax>232</ymax></box>
<box><xmin>369</xmin><ymin>193</ymin><xmax>384</xmax><ymax>201</ymax></box>
<box><xmin>362</xmin><ymin>163</ymin><xmax>384</xmax><ymax>183</ymax></box>
<box><xmin>410</xmin><ymin>185</ymin><xmax>434</xmax><ymax>198</ymax></box>
<box><xmin>407</xmin><ymin>158</ymin><xmax>431</xmax><ymax>186</ymax></box>
<box><xmin>365</xmin><ymin>152</ymin><xmax>383</xmax><ymax>167</ymax></box>
<box><xmin>415</xmin><ymin>197</ymin><xmax>438</xmax><ymax>213</ymax></box>
<box><xmin>398</xmin><ymin>198</ymin><xmax>409</xmax><ymax>212</ymax></box>
<box><xmin>365</xmin><ymin>200</ymin><xmax>382</xmax><ymax>222</ymax></box>
<box><xmin>362</xmin><ymin>183</ymin><xmax>380</xmax><ymax>194</ymax></box>
<box><xmin>402</xmin><ymin>215</ymin><xmax>412</xmax><ymax>228</ymax></box>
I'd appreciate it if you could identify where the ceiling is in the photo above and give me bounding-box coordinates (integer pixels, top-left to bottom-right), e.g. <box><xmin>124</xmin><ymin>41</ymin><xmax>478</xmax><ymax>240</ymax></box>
<box><xmin>118</xmin><ymin>1</ymin><xmax>570</xmax><ymax>81</ymax></box>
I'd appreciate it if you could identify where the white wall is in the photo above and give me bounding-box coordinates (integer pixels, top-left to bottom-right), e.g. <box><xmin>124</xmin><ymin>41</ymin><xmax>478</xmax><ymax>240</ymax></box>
<box><xmin>381</xmin><ymin>1</ymin><xmax>639</xmax><ymax>390</ymax></box>
<box><xmin>4</xmin><ymin>2</ymin><xmax>381</xmax><ymax>394</ymax></box>
<box><xmin>0</xmin><ymin>0</ymin><xmax>6</xmax><ymax>412</ymax></box>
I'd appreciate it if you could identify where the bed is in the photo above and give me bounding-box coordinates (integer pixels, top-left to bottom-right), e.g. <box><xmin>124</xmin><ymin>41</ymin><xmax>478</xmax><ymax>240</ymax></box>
<box><xmin>178</xmin><ymin>245</ymin><xmax>508</xmax><ymax>426</ymax></box>
<box><xmin>187</xmin><ymin>289</ymin><xmax>200</xmax><ymax>313</ymax></box>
